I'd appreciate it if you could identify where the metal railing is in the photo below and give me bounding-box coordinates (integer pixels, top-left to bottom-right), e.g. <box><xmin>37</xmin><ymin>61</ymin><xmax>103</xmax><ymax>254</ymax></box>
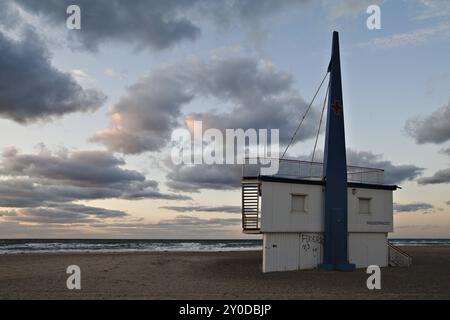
<box><xmin>242</xmin><ymin>157</ymin><xmax>384</xmax><ymax>184</ymax></box>
<box><xmin>388</xmin><ymin>243</ymin><xmax>412</xmax><ymax>267</ymax></box>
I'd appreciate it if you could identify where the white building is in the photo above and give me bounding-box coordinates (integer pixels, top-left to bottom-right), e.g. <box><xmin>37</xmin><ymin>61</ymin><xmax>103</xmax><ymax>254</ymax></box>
<box><xmin>241</xmin><ymin>160</ymin><xmax>411</xmax><ymax>272</ymax></box>
<box><xmin>240</xmin><ymin>32</ymin><xmax>411</xmax><ymax>272</ymax></box>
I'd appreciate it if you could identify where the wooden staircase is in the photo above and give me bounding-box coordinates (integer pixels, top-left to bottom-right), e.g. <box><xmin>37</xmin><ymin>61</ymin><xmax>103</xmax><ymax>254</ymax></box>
<box><xmin>242</xmin><ymin>181</ymin><xmax>261</xmax><ymax>233</ymax></box>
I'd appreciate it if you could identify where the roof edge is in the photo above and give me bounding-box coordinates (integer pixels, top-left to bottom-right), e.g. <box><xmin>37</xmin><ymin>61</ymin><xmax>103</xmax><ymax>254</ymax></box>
<box><xmin>242</xmin><ymin>175</ymin><xmax>399</xmax><ymax>191</ymax></box>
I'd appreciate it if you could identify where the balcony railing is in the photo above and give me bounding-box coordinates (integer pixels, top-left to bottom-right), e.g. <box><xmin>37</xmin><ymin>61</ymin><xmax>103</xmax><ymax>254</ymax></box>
<box><xmin>242</xmin><ymin>157</ymin><xmax>384</xmax><ymax>185</ymax></box>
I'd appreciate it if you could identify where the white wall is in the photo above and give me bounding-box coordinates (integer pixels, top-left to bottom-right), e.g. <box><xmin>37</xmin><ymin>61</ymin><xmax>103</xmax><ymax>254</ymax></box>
<box><xmin>348</xmin><ymin>233</ymin><xmax>388</xmax><ymax>268</ymax></box>
<box><xmin>263</xmin><ymin>233</ymin><xmax>323</xmax><ymax>272</ymax></box>
<box><xmin>260</xmin><ymin>182</ymin><xmax>324</xmax><ymax>233</ymax></box>
<box><xmin>263</xmin><ymin>232</ymin><xmax>388</xmax><ymax>272</ymax></box>
<box><xmin>348</xmin><ymin>188</ymin><xmax>393</xmax><ymax>233</ymax></box>
<box><xmin>263</xmin><ymin>233</ymin><xmax>299</xmax><ymax>272</ymax></box>
<box><xmin>260</xmin><ymin>181</ymin><xmax>393</xmax><ymax>233</ymax></box>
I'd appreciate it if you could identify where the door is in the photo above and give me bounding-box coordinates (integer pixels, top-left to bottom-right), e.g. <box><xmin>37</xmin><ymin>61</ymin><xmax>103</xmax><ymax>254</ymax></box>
<box><xmin>299</xmin><ymin>233</ymin><xmax>323</xmax><ymax>269</ymax></box>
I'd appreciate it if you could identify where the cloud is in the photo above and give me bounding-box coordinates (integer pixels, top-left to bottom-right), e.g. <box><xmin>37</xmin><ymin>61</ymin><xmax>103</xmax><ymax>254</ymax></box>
<box><xmin>0</xmin><ymin>216</ymin><xmax>244</xmax><ymax>238</ymax></box>
<box><xmin>70</xmin><ymin>69</ymin><xmax>97</xmax><ymax>86</ymax></box>
<box><xmin>0</xmin><ymin>146</ymin><xmax>189</xmax><ymax>209</ymax></box>
<box><xmin>0</xmin><ymin>146</ymin><xmax>144</xmax><ymax>186</ymax></box>
<box><xmin>446</xmin><ymin>201</ymin><xmax>450</xmax><ymax>206</ymax></box>
<box><xmin>0</xmin><ymin>206</ymin><xmax>239</xmax><ymax>234</ymax></box>
<box><xmin>13</xmin><ymin>0</ymin><xmax>306</xmax><ymax>52</ymax></box>
<box><xmin>14</xmin><ymin>0</ymin><xmax>200</xmax><ymax>51</ymax></box>
<box><xmin>104</xmin><ymin>68</ymin><xmax>127</xmax><ymax>79</ymax></box>
<box><xmin>405</xmin><ymin>102</ymin><xmax>450</xmax><ymax>144</ymax></box>
<box><xmin>440</xmin><ymin>147</ymin><xmax>450</xmax><ymax>157</ymax></box>
<box><xmin>184</xmin><ymin>56</ymin><xmax>314</xmax><ymax>144</ymax></box>
<box><xmin>416</xmin><ymin>0</ymin><xmax>450</xmax><ymax>20</ymax></box>
<box><xmin>166</xmin><ymin>163</ymin><xmax>242</xmax><ymax>192</ymax></box>
<box><xmin>91</xmin><ymin>67</ymin><xmax>193</xmax><ymax>154</ymax></box>
<box><xmin>161</xmin><ymin>205</ymin><xmax>241</xmax><ymax>214</ymax></box>
<box><xmin>311</xmin><ymin>149</ymin><xmax>423</xmax><ymax>185</ymax></box>
<box><xmin>358</xmin><ymin>22</ymin><xmax>450</xmax><ymax>48</ymax></box>
<box><xmin>345</xmin><ymin>149</ymin><xmax>424</xmax><ymax>185</ymax></box>
<box><xmin>394</xmin><ymin>202</ymin><xmax>434</xmax><ymax>213</ymax></box>
<box><xmin>1</xmin><ymin>203</ymin><xmax>127</xmax><ymax>225</ymax></box>
<box><xmin>156</xmin><ymin>215</ymin><xmax>241</xmax><ymax>228</ymax></box>
<box><xmin>164</xmin><ymin>148</ymin><xmax>422</xmax><ymax>193</ymax></box>
<box><xmin>93</xmin><ymin>215</ymin><xmax>241</xmax><ymax>230</ymax></box>
<box><xmin>0</xmin><ymin>29</ymin><xmax>106</xmax><ymax>123</ymax></box>
<box><xmin>93</xmin><ymin>54</ymin><xmax>316</xmax><ymax>155</ymax></box>
<box><xmin>417</xmin><ymin>168</ymin><xmax>450</xmax><ymax>185</ymax></box>
<box><xmin>323</xmin><ymin>0</ymin><xmax>383</xmax><ymax>20</ymax></box>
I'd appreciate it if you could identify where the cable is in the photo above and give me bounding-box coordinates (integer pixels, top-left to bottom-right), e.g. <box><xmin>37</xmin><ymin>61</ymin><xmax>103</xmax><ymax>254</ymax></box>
<box><xmin>281</xmin><ymin>71</ymin><xmax>329</xmax><ymax>159</ymax></box>
<box><xmin>311</xmin><ymin>78</ymin><xmax>329</xmax><ymax>165</ymax></box>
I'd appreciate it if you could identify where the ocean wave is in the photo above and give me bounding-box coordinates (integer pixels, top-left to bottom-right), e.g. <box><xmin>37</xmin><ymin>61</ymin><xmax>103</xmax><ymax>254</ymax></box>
<box><xmin>0</xmin><ymin>238</ymin><xmax>448</xmax><ymax>255</ymax></box>
<box><xmin>0</xmin><ymin>240</ymin><xmax>263</xmax><ymax>255</ymax></box>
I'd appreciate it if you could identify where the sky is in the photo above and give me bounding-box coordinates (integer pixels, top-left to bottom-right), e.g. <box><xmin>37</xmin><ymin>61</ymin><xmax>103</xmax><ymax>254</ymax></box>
<box><xmin>0</xmin><ymin>0</ymin><xmax>449</xmax><ymax>239</ymax></box>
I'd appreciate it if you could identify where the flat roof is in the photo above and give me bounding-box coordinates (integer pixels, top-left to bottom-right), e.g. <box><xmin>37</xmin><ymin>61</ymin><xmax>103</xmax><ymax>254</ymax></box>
<box><xmin>243</xmin><ymin>175</ymin><xmax>399</xmax><ymax>191</ymax></box>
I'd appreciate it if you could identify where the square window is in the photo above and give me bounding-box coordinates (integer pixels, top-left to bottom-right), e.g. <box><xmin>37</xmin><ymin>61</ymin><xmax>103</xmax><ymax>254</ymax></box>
<box><xmin>359</xmin><ymin>198</ymin><xmax>371</xmax><ymax>214</ymax></box>
<box><xmin>291</xmin><ymin>194</ymin><xmax>307</xmax><ymax>213</ymax></box>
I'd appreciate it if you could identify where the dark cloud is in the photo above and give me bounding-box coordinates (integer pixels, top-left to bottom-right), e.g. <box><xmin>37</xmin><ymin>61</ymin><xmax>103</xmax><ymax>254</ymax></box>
<box><xmin>1</xmin><ymin>203</ymin><xmax>127</xmax><ymax>225</ymax></box>
<box><xmin>0</xmin><ymin>146</ymin><xmax>144</xmax><ymax>186</ymax></box>
<box><xmin>405</xmin><ymin>102</ymin><xmax>450</xmax><ymax>144</ymax></box>
<box><xmin>0</xmin><ymin>29</ymin><xmax>105</xmax><ymax>123</ymax></box>
<box><xmin>417</xmin><ymin>168</ymin><xmax>450</xmax><ymax>185</ymax></box>
<box><xmin>345</xmin><ymin>149</ymin><xmax>424</xmax><ymax>185</ymax></box>
<box><xmin>166</xmin><ymin>163</ymin><xmax>242</xmax><ymax>192</ymax></box>
<box><xmin>160</xmin><ymin>205</ymin><xmax>241</xmax><ymax>213</ymax></box>
<box><xmin>93</xmin><ymin>55</ymin><xmax>316</xmax><ymax>154</ymax></box>
<box><xmin>309</xmin><ymin>149</ymin><xmax>423</xmax><ymax>185</ymax></box>
<box><xmin>394</xmin><ymin>202</ymin><xmax>434</xmax><ymax>213</ymax></box>
<box><xmin>446</xmin><ymin>201</ymin><xmax>450</xmax><ymax>206</ymax></box>
<box><xmin>91</xmin><ymin>68</ymin><xmax>193</xmax><ymax>154</ymax></box>
<box><xmin>0</xmin><ymin>146</ymin><xmax>190</xmax><ymax>209</ymax></box>
<box><xmin>165</xmin><ymin>148</ymin><xmax>423</xmax><ymax>192</ymax></box>
<box><xmin>0</xmin><ymin>1</ymin><xmax>20</xmax><ymax>29</ymax></box>
<box><xmin>185</xmin><ymin>56</ymin><xmax>315</xmax><ymax>144</ymax></box>
<box><xmin>14</xmin><ymin>0</ymin><xmax>200</xmax><ymax>51</ymax></box>
<box><xmin>13</xmin><ymin>0</ymin><xmax>306</xmax><ymax>52</ymax></box>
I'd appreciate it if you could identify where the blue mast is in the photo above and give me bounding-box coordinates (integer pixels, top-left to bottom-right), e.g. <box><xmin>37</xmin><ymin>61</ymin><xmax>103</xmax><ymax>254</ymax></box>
<box><xmin>319</xmin><ymin>31</ymin><xmax>355</xmax><ymax>271</ymax></box>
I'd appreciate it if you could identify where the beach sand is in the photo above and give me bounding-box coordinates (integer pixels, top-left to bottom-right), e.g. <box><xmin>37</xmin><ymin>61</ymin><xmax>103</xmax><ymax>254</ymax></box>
<box><xmin>0</xmin><ymin>246</ymin><xmax>449</xmax><ymax>299</ymax></box>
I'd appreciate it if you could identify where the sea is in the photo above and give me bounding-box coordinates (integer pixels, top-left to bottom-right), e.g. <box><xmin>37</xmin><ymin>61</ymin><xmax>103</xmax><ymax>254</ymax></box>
<box><xmin>0</xmin><ymin>238</ymin><xmax>449</xmax><ymax>255</ymax></box>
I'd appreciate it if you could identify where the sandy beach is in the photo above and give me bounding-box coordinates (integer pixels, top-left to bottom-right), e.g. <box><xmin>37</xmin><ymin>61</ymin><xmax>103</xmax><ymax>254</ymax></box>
<box><xmin>0</xmin><ymin>246</ymin><xmax>449</xmax><ymax>299</ymax></box>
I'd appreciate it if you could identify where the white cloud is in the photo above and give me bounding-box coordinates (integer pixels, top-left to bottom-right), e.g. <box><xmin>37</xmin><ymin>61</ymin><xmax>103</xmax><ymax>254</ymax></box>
<box><xmin>416</xmin><ymin>0</ymin><xmax>450</xmax><ymax>20</ymax></box>
<box><xmin>358</xmin><ymin>22</ymin><xmax>450</xmax><ymax>48</ymax></box>
<box><xmin>104</xmin><ymin>68</ymin><xmax>127</xmax><ymax>79</ymax></box>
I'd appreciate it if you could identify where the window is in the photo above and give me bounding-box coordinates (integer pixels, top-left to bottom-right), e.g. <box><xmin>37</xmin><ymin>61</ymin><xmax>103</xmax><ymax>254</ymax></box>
<box><xmin>359</xmin><ymin>198</ymin><xmax>371</xmax><ymax>214</ymax></box>
<box><xmin>291</xmin><ymin>194</ymin><xmax>307</xmax><ymax>213</ymax></box>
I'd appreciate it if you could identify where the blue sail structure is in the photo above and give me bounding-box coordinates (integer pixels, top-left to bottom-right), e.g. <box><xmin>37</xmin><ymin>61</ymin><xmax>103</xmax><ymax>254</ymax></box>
<box><xmin>319</xmin><ymin>31</ymin><xmax>356</xmax><ymax>271</ymax></box>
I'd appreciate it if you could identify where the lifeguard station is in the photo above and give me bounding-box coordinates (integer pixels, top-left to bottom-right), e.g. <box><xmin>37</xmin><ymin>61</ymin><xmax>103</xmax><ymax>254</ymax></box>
<box><xmin>241</xmin><ymin>32</ymin><xmax>412</xmax><ymax>272</ymax></box>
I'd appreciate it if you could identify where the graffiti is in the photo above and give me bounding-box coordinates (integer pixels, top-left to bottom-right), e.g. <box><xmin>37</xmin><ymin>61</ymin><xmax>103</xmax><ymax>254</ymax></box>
<box><xmin>301</xmin><ymin>234</ymin><xmax>323</xmax><ymax>245</ymax></box>
<box><xmin>300</xmin><ymin>233</ymin><xmax>323</xmax><ymax>254</ymax></box>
